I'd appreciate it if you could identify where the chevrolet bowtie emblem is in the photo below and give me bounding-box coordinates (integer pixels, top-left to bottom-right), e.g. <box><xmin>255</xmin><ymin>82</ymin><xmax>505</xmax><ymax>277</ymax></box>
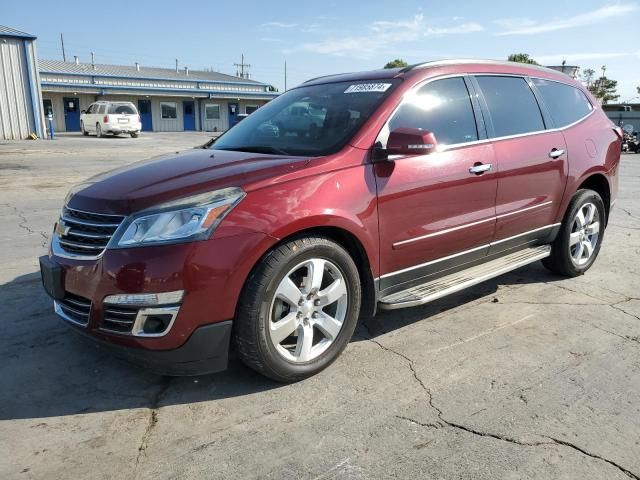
<box><xmin>56</xmin><ymin>222</ymin><xmax>71</xmax><ymax>237</ymax></box>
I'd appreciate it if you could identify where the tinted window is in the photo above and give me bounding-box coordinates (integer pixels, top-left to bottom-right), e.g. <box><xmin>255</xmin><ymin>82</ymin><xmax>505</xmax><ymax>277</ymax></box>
<box><xmin>213</xmin><ymin>80</ymin><xmax>399</xmax><ymax>157</ymax></box>
<box><xmin>108</xmin><ymin>103</ymin><xmax>137</xmax><ymax>115</ymax></box>
<box><xmin>386</xmin><ymin>77</ymin><xmax>478</xmax><ymax>146</ymax></box>
<box><xmin>98</xmin><ymin>105</ymin><xmax>106</xmax><ymax>114</ymax></box>
<box><xmin>476</xmin><ymin>76</ymin><xmax>545</xmax><ymax>137</ymax></box>
<box><xmin>532</xmin><ymin>78</ymin><xmax>593</xmax><ymax>127</ymax></box>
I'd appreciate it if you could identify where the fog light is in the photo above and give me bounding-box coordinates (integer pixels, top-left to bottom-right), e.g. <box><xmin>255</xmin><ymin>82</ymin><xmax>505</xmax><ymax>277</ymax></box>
<box><xmin>104</xmin><ymin>290</ymin><xmax>184</xmax><ymax>307</ymax></box>
<box><xmin>142</xmin><ymin>314</ymin><xmax>173</xmax><ymax>334</ymax></box>
<box><xmin>131</xmin><ymin>306</ymin><xmax>180</xmax><ymax>337</ymax></box>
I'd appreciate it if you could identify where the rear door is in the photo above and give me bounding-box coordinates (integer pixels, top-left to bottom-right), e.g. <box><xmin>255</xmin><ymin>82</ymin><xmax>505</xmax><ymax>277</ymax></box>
<box><xmin>472</xmin><ymin>75</ymin><xmax>567</xmax><ymax>254</ymax></box>
<box><xmin>375</xmin><ymin>76</ymin><xmax>498</xmax><ymax>295</ymax></box>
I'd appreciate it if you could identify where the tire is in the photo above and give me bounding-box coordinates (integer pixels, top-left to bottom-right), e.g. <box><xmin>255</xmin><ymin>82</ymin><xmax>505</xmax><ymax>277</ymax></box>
<box><xmin>542</xmin><ymin>189</ymin><xmax>606</xmax><ymax>277</ymax></box>
<box><xmin>81</xmin><ymin>122</ymin><xmax>88</xmax><ymax>136</ymax></box>
<box><xmin>96</xmin><ymin>123</ymin><xmax>103</xmax><ymax>138</ymax></box>
<box><xmin>234</xmin><ymin>236</ymin><xmax>361</xmax><ymax>382</ymax></box>
<box><xmin>130</xmin><ymin>132</ymin><xmax>139</xmax><ymax>138</ymax></box>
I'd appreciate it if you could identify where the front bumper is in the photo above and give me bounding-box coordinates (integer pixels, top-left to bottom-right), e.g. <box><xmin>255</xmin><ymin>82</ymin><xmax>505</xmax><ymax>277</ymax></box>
<box><xmin>66</xmin><ymin>318</ymin><xmax>233</xmax><ymax>376</ymax></box>
<box><xmin>40</xmin><ymin>231</ymin><xmax>276</xmax><ymax>373</ymax></box>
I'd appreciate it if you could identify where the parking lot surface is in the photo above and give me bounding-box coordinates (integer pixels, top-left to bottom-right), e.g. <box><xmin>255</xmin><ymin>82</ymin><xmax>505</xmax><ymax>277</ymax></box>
<box><xmin>1</xmin><ymin>133</ymin><xmax>639</xmax><ymax>479</ymax></box>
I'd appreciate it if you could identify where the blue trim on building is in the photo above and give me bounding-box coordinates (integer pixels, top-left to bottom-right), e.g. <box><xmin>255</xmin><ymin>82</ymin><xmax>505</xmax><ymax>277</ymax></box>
<box><xmin>40</xmin><ymin>81</ymin><xmax>278</xmax><ymax>98</ymax></box>
<box><xmin>0</xmin><ymin>28</ymin><xmax>37</xmax><ymax>40</ymax></box>
<box><xmin>39</xmin><ymin>69</ymin><xmax>267</xmax><ymax>87</ymax></box>
<box><xmin>22</xmin><ymin>40</ymin><xmax>44</xmax><ymax>138</ymax></box>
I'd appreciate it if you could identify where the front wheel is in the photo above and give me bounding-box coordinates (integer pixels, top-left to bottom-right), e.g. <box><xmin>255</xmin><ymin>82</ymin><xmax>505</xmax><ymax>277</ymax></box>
<box><xmin>234</xmin><ymin>236</ymin><xmax>361</xmax><ymax>382</ymax></box>
<box><xmin>81</xmin><ymin>122</ymin><xmax>88</xmax><ymax>136</ymax></box>
<box><xmin>543</xmin><ymin>189</ymin><xmax>606</xmax><ymax>276</ymax></box>
<box><xmin>130</xmin><ymin>132</ymin><xmax>139</xmax><ymax>138</ymax></box>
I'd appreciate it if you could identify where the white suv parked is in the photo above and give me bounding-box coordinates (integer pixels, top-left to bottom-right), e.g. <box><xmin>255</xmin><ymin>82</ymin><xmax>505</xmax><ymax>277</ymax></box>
<box><xmin>81</xmin><ymin>101</ymin><xmax>142</xmax><ymax>138</ymax></box>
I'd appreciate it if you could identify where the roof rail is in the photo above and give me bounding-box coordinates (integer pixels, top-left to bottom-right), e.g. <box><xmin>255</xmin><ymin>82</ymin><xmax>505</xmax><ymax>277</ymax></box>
<box><xmin>400</xmin><ymin>59</ymin><xmax>563</xmax><ymax>75</ymax></box>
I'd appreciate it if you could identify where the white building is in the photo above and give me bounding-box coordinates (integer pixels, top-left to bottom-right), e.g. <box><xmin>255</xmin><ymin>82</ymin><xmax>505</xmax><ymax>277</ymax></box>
<box><xmin>0</xmin><ymin>26</ymin><xmax>46</xmax><ymax>140</ymax></box>
<box><xmin>40</xmin><ymin>59</ymin><xmax>279</xmax><ymax>133</ymax></box>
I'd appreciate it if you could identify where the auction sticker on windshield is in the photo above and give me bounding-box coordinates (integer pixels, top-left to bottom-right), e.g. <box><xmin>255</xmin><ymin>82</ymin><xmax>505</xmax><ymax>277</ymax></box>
<box><xmin>344</xmin><ymin>83</ymin><xmax>392</xmax><ymax>94</ymax></box>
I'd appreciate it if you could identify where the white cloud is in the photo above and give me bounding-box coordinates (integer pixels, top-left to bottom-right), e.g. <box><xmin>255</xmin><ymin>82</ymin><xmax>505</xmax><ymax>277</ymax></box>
<box><xmin>496</xmin><ymin>4</ymin><xmax>638</xmax><ymax>35</ymax></box>
<box><xmin>261</xmin><ymin>21</ymin><xmax>298</xmax><ymax>28</ymax></box>
<box><xmin>285</xmin><ymin>14</ymin><xmax>484</xmax><ymax>58</ymax></box>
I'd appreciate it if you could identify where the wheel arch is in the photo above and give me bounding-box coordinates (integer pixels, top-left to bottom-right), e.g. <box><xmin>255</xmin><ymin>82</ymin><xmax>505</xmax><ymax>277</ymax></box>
<box><xmin>577</xmin><ymin>173</ymin><xmax>611</xmax><ymax>224</ymax></box>
<box><xmin>237</xmin><ymin>225</ymin><xmax>378</xmax><ymax>323</ymax></box>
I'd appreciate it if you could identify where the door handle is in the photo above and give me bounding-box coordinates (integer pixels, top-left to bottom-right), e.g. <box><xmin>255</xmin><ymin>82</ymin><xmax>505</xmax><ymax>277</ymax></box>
<box><xmin>469</xmin><ymin>163</ymin><xmax>492</xmax><ymax>175</ymax></box>
<box><xmin>549</xmin><ymin>148</ymin><xmax>565</xmax><ymax>159</ymax></box>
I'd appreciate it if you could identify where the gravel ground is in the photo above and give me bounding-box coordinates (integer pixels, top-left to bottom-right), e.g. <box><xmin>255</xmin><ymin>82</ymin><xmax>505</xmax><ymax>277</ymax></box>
<box><xmin>1</xmin><ymin>133</ymin><xmax>639</xmax><ymax>479</ymax></box>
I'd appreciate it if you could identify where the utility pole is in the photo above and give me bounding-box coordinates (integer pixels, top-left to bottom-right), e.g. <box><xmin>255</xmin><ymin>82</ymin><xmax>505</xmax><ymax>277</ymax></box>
<box><xmin>234</xmin><ymin>54</ymin><xmax>251</xmax><ymax>79</ymax></box>
<box><xmin>284</xmin><ymin>60</ymin><xmax>287</xmax><ymax>91</ymax></box>
<box><xmin>60</xmin><ymin>33</ymin><xmax>66</xmax><ymax>62</ymax></box>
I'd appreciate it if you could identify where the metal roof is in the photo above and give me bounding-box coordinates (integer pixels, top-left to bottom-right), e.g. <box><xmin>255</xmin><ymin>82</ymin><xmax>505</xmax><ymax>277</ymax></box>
<box><xmin>38</xmin><ymin>59</ymin><xmax>266</xmax><ymax>86</ymax></box>
<box><xmin>0</xmin><ymin>25</ymin><xmax>36</xmax><ymax>39</ymax></box>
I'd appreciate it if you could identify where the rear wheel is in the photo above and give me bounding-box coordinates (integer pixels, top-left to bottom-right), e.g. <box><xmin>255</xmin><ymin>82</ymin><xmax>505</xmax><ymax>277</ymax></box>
<box><xmin>130</xmin><ymin>132</ymin><xmax>139</xmax><ymax>138</ymax></box>
<box><xmin>543</xmin><ymin>189</ymin><xmax>606</xmax><ymax>276</ymax></box>
<box><xmin>234</xmin><ymin>236</ymin><xmax>361</xmax><ymax>382</ymax></box>
<box><xmin>96</xmin><ymin>123</ymin><xmax>103</xmax><ymax>138</ymax></box>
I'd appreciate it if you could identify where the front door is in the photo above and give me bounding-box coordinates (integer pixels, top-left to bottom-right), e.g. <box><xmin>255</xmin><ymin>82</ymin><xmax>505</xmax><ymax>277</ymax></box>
<box><xmin>472</xmin><ymin>75</ymin><xmax>568</xmax><ymax>255</ymax></box>
<box><xmin>183</xmin><ymin>101</ymin><xmax>195</xmax><ymax>131</ymax></box>
<box><xmin>138</xmin><ymin>99</ymin><xmax>153</xmax><ymax>131</ymax></box>
<box><xmin>63</xmin><ymin>97</ymin><xmax>81</xmax><ymax>131</ymax></box>
<box><xmin>375</xmin><ymin>76</ymin><xmax>497</xmax><ymax>295</ymax></box>
<box><xmin>228</xmin><ymin>102</ymin><xmax>239</xmax><ymax>128</ymax></box>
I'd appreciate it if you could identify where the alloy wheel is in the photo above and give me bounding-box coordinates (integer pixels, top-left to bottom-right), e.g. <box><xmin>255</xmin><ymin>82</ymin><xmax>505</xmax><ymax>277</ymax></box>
<box><xmin>569</xmin><ymin>202</ymin><xmax>600</xmax><ymax>266</ymax></box>
<box><xmin>268</xmin><ymin>258</ymin><xmax>348</xmax><ymax>363</ymax></box>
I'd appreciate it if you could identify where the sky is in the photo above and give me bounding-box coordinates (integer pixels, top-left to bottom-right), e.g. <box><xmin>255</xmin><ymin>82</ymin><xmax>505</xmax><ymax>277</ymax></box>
<box><xmin>2</xmin><ymin>0</ymin><xmax>639</xmax><ymax>100</ymax></box>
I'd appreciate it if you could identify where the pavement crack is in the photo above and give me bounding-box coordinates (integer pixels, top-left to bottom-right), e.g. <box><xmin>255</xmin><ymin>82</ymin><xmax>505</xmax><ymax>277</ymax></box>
<box><xmin>545</xmin><ymin>436</ymin><xmax>640</xmax><ymax>480</ymax></box>
<box><xmin>133</xmin><ymin>377</ymin><xmax>172</xmax><ymax>477</ymax></box>
<box><xmin>365</xmin><ymin>324</ymin><xmax>639</xmax><ymax>478</ymax></box>
<box><xmin>621</xmin><ymin>208</ymin><xmax>640</xmax><ymax>222</ymax></box>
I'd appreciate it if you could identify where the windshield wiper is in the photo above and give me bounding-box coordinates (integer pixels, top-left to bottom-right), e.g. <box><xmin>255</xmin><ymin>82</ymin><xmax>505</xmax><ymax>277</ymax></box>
<box><xmin>217</xmin><ymin>146</ymin><xmax>290</xmax><ymax>155</ymax></box>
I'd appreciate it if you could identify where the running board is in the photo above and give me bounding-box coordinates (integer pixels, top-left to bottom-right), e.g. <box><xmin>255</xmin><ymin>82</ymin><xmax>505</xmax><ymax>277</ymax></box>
<box><xmin>378</xmin><ymin>245</ymin><xmax>551</xmax><ymax>310</ymax></box>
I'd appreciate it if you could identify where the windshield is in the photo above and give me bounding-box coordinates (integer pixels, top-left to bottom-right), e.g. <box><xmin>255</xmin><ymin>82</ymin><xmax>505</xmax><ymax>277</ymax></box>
<box><xmin>212</xmin><ymin>79</ymin><xmax>400</xmax><ymax>156</ymax></box>
<box><xmin>108</xmin><ymin>103</ymin><xmax>137</xmax><ymax>115</ymax></box>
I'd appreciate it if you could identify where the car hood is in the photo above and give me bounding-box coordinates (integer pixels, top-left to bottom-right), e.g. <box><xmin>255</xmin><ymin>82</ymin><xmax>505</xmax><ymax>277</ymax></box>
<box><xmin>68</xmin><ymin>149</ymin><xmax>311</xmax><ymax>215</ymax></box>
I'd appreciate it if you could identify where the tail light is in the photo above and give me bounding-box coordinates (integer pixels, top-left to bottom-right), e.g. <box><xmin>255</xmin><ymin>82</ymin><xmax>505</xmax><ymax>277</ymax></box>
<box><xmin>103</xmin><ymin>115</ymin><xmax>109</xmax><ymax>123</ymax></box>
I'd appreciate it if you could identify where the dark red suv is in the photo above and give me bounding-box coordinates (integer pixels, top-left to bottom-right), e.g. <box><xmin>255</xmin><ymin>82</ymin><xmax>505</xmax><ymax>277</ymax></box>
<box><xmin>40</xmin><ymin>60</ymin><xmax>621</xmax><ymax>382</ymax></box>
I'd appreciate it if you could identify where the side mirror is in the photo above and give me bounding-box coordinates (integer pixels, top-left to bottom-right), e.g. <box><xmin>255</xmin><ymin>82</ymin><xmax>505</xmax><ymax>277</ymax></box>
<box><xmin>386</xmin><ymin>128</ymin><xmax>438</xmax><ymax>156</ymax></box>
<box><xmin>81</xmin><ymin>110</ymin><xmax>86</xmax><ymax>114</ymax></box>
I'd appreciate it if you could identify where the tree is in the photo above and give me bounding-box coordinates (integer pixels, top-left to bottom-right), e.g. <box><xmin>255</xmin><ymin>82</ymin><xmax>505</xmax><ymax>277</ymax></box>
<box><xmin>587</xmin><ymin>66</ymin><xmax>619</xmax><ymax>104</ymax></box>
<box><xmin>507</xmin><ymin>53</ymin><xmax>539</xmax><ymax>65</ymax></box>
<box><xmin>384</xmin><ymin>58</ymin><xmax>408</xmax><ymax>69</ymax></box>
<box><xmin>580</xmin><ymin>68</ymin><xmax>596</xmax><ymax>88</ymax></box>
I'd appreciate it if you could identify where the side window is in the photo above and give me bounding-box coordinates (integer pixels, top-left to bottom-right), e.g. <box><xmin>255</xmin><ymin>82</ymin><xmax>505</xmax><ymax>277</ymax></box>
<box><xmin>386</xmin><ymin>77</ymin><xmax>479</xmax><ymax>146</ymax></box>
<box><xmin>98</xmin><ymin>105</ymin><xmax>106</xmax><ymax>114</ymax></box>
<box><xmin>531</xmin><ymin>78</ymin><xmax>593</xmax><ymax>127</ymax></box>
<box><xmin>475</xmin><ymin>76</ymin><xmax>545</xmax><ymax>137</ymax></box>
<box><xmin>85</xmin><ymin>104</ymin><xmax>93</xmax><ymax>114</ymax></box>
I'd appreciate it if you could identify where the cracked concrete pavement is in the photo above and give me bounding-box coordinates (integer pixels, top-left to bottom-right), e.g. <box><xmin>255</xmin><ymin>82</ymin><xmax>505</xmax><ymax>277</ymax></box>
<box><xmin>1</xmin><ymin>134</ymin><xmax>639</xmax><ymax>479</ymax></box>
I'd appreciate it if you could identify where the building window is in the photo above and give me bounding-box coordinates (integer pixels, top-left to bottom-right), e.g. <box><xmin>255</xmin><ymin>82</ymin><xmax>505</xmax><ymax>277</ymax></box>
<box><xmin>161</xmin><ymin>102</ymin><xmax>177</xmax><ymax>119</ymax></box>
<box><xmin>205</xmin><ymin>104</ymin><xmax>220</xmax><ymax>120</ymax></box>
<box><xmin>245</xmin><ymin>105</ymin><xmax>259</xmax><ymax>114</ymax></box>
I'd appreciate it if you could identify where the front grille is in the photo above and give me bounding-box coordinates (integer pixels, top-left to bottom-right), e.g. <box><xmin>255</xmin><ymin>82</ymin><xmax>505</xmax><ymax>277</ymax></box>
<box><xmin>57</xmin><ymin>206</ymin><xmax>125</xmax><ymax>257</ymax></box>
<box><xmin>102</xmin><ymin>305</ymin><xmax>140</xmax><ymax>334</ymax></box>
<box><xmin>57</xmin><ymin>293</ymin><xmax>92</xmax><ymax>326</ymax></box>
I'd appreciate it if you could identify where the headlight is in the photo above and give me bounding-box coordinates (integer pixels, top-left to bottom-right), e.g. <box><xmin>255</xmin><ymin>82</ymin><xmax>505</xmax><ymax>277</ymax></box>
<box><xmin>114</xmin><ymin>187</ymin><xmax>245</xmax><ymax>247</ymax></box>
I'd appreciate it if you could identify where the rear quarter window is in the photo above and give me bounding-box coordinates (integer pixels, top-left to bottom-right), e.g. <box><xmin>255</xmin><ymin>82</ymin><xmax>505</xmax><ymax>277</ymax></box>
<box><xmin>531</xmin><ymin>78</ymin><xmax>593</xmax><ymax>128</ymax></box>
<box><xmin>475</xmin><ymin>76</ymin><xmax>545</xmax><ymax>138</ymax></box>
